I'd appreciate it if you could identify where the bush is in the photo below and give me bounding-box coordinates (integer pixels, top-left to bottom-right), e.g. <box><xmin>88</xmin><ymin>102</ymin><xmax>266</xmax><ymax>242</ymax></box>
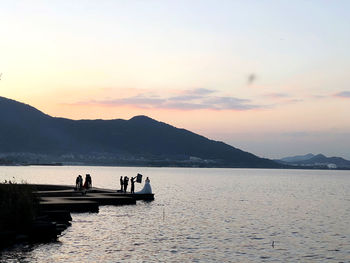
<box><xmin>0</xmin><ymin>181</ymin><xmax>38</xmax><ymax>232</ymax></box>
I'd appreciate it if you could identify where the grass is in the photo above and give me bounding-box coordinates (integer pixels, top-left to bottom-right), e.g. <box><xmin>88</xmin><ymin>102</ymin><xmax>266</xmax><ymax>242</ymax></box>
<box><xmin>0</xmin><ymin>180</ymin><xmax>38</xmax><ymax>232</ymax></box>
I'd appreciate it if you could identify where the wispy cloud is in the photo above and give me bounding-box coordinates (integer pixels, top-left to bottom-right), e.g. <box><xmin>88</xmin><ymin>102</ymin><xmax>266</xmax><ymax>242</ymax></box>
<box><xmin>97</xmin><ymin>96</ymin><xmax>165</xmax><ymax>108</ymax></box>
<box><xmin>310</xmin><ymin>94</ymin><xmax>326</xmax><ymax>99</ymax></box>
<box><xmin>205</xmin><ymin>96</ymin><xmax>260</xmax><ymax>110</ymax></box>
<box><xmin>285</xmin><ymin>98</ymin><xmax>303</xmax><ymax>103</ymax></box>
<box><xmin>72</xmin><ymin>88</ymin><xmax>265</xmax><ymax>111</ymax></box>
<box><xmin>261</xmin><ymin>92</ymin><xmax>302</xmax><ymax>104</ymax></box>
<box><xmin>185</xmin><ymin>88</ymin><xmax>216</xmax><ymax>95</ymax></box>
<box><xmin>264</xmin><ymin>92</ymin><xmax>290</xmax><ymax>99</ymax></box>
<box><xmin>334</xmin><ymin>91</ymin><xmax>350</xmax><ymax>98</ymax></box>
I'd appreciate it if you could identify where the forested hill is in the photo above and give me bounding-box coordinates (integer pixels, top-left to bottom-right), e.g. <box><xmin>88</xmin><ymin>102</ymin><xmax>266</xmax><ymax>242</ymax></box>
<box><xmin>0</xmin><ymin>96</ymin><xmax>280</xmax><ymax>168</ymax></box>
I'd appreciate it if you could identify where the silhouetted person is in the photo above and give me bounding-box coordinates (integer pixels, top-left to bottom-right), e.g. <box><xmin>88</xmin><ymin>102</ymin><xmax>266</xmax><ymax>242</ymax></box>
<box><xmin>83</xmin><ymin>174</ymin><xmax>92</xmax><ymax>189</ymax></box>
<box><xmin>86</xmin><ymin>174</ymin><xmax>92</xmax><ymax>188</ymax></box>
<box><xmin>123</xmin><ymin>176</ymin><xmax>129</xmax><ymax>193</ymax></box>
<box><xmin>78</xmin><ymin>175</ymin><xmax>83</xmax><ymax>190</ymax></box>
<box><xmin>120</xmin><ymin>176</ymin><xmax>124</xmax><ymax>191</ymax></box>
<box><xmin>130</xmin><ymin>176</ymin><xmax>136</xmax><ymax>194</ymax></box>
<box><xmin>135</xmin><ymin>176</ymin><xmax>152</xmax><ymax>194</ymax></box>
<box><xmin>75</xmin><ymin>175</ymin><xmax>80</xmax><ymax>190</ymax></box>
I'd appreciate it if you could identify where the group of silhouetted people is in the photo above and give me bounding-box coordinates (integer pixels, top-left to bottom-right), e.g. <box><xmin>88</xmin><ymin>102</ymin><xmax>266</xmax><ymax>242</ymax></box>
<box><xmin>120</xmin><ymin>175</ymin><xmax>137</xmax><ymax>193</ymax></box>
<box><xmin>73</xmin><ymin>173</ymin><xmax>147</xmax><ymax>193</ymax></box>
<box><xmin>75</xmin><ymin>174</ymin><xmax>92</xmax><ymax>190</ymax></box>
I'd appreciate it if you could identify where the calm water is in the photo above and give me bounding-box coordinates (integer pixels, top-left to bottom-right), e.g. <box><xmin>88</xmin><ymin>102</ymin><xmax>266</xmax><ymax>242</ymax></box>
<box><xmin>0</xmin><ymin>166</ymin><xmax>349</xmax><ymax>262</ymax></box>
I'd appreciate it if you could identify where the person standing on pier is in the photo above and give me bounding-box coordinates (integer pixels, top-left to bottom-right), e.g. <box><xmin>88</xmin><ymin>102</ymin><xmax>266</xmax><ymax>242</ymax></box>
<box><xmin>85</xmin><ymin>174</ymin><xmax>92</xmax><ymax>189</ymax></box>
<box><xmin>130</xmin><ymin>176</ymin><xmax>136</xmax><ymax>194</ymax></box>
<box><xmin>75</xmin><ymin>175</ymin><xmax>79</xmax><ymax>189</ymax></box>
<box><xmin>120</xmin><ymin>176</ymin><xmax>124</xmax><ymax>192</ymax></box>
<box><xmin>83</xmin><ymin>174</ymin><xmax>91</xmax><ymax>189</ymax></box>
<box><xmin>135</xmin><ymin>177</ymin><xmax>152</xmax><ymax>194</ymax></box>
<box><xmin>78</xmin><ymin>175</ymin><xmax>83</xmax><ymax>190</ymax></box>
<box><xmin>123</xmin><ymin>176</ymin><xmax>129</xmax><ymax>193</ymax></box>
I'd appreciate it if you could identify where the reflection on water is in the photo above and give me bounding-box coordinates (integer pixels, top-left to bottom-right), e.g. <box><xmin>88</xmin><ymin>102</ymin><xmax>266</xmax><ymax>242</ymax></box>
<box><xmin>0</xmin><ymin>167</ymin><xmax>350</xmax><ymax>262</ymax></box>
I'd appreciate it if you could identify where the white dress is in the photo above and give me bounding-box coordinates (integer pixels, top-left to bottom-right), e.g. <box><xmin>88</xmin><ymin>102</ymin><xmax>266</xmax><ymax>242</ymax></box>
<box><xmin>136</xmin><ymin>179</ymin><xmax>152</xmax><ymax>194</ymax></box>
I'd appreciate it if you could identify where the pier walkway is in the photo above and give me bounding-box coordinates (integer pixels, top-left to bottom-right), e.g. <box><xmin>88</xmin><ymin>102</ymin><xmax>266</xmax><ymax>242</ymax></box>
<box><xmin>32</xmin><ymin>184</ymin><xmax>154</xmax><ymax>213</ymax></box>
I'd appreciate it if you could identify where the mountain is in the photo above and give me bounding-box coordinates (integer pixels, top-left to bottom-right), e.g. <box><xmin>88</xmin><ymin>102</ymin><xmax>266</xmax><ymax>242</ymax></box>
<box><xmin>279</xmin><ymin>153</ymin><xmax>315</xmax><ymax>163</ymax></box>
<box><xmin>0</xmin><ymin>96</ymin><xmax>281</xmax><ymax>168</ymax></box>
<box><xmin>277</xmin><ymin>153</ymin><xmax>350</xmax><ymax>169</ymax></box>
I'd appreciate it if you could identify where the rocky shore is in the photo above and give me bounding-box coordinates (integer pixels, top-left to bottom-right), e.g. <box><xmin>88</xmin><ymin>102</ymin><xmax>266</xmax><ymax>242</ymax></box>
<box><xmin>0</xmin><ymin>183</ymin><xmax>72</xmax><ymax>248</ymax></box>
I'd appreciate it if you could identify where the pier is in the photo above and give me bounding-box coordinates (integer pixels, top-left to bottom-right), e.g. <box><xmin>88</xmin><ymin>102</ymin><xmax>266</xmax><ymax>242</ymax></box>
<box><xmin>1</xmin><ymin>184</ymin><xmax>154</xmax><ymax>248</ymax></box>
<box><xmin>33</xmin><ymin>184</ymin><xmax>154</xmax><ymax>213</ymax></box>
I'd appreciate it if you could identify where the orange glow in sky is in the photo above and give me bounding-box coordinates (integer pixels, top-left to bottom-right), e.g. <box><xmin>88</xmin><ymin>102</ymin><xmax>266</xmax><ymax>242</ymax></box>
<box><xmin>1</xmin><ymin>1</ymin><xmax>349</xmax><ymax>159</ymax></box>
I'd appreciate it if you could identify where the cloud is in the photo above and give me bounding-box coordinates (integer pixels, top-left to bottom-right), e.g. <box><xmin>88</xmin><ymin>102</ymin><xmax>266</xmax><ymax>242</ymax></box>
<box><xmin>284</xmin><ymin>99</ymin><xmax>303</xmax><ymax>103</ymax></box>
<box><xmin>334</xmin><ymin>91</ymin><xmax>350</xmax><ymax>98</ymax></box>
<box><xmin>204</xmin><ymin>96</ymin><xmax>260</xmax><ymax>110</ymax></box>
<box><xmin>264</xmin><ymin>93</ymin><xmax>290</xmax><ymax>98</ymax></box>
<box><xmin>72</xmin><ymin>88</ymin><xmax>265</xmax><ymax>111</ymax></box>
<box><xmin>168</xmin><ymin>95</ymin><xmax>204</xmax><ymax>102</ymax></box>
<box><xmin>185</xmin><ymin>88</ymin><xmax>216</xmax><ymax>95</ymax></box>
<box><xmin>97</xmin><ymin>96</ymin><xmax>166</xmax><ymax>108</ymax></box>
<box><xmin>261</xmin><ymin>93</ymin><xmax>302</xmax><ymax>105</ymax></box>
<box><xmin>168</xmin><ymin>88</ymin><xmax>216</xmax><ymax>101</ymax></box>
<box><xmin>310</xmin><ymin>94</ymin><xmax>326</xmax><ymax>99</ymax></box>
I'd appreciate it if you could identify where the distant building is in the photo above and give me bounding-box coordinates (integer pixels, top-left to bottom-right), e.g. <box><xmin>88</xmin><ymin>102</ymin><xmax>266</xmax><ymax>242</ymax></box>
<box><xmin>189</xmin><ymin>156</ymin><xmax>202</xmax><ymax>162</ymax></box>
<box><xmin>327</xmin><ymin>163</ymin><xmax>337</xmax><ymax>169</ymax></box>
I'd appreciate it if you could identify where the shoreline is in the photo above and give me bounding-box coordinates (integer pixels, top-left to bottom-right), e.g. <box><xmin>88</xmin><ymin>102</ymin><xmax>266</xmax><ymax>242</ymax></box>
<box><xmin>0</xmin><ymin>183</ymin><xmax>154</xmax><ymax>250</ymax></box>
<box><xmin>0</xmin><ymin>163</ymin><xmax>349</xmax><ymax>170</ymax></box>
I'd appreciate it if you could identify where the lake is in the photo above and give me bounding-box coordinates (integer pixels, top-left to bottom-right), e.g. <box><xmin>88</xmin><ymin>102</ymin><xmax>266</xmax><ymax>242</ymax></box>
<box><xmin>0</xmin><ymin>166</ymin><xmax>349</xmax><ymax>262</ymax></box>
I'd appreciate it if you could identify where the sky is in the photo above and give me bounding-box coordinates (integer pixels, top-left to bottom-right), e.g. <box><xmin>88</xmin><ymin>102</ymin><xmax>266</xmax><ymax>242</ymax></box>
<box><xmin>0</xmin><ymin>0</ymin><xmax>350</xmax><ymax>159</ymax></box>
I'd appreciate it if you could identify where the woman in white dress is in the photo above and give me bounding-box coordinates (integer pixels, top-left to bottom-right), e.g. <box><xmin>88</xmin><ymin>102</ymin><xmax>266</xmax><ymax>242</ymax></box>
<box><xmin>136</xmin><ymin>177</ymin><xmax>152</xmax><ymax>194</ymax></box>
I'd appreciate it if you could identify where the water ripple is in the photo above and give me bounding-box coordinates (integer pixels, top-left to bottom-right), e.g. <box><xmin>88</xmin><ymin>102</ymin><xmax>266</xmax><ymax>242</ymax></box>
<box><xmin>1</xmin><ymin>167</ymin><xmax>350</xmax><ymax>262</ymax></box>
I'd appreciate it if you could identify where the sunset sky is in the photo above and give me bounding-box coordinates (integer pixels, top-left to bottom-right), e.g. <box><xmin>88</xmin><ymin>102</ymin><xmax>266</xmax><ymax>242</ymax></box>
<box><xmin>1</xmin><ymin>1</ymin><xmax>349</xmax><ymax>159</ymax></box>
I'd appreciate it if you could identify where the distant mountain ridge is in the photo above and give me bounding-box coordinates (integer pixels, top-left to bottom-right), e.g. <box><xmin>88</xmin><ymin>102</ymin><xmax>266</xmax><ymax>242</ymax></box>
<box><xmin>0</xmin><ymin>96</ymin><xmax>280</xmax><ymax>168</ymax></box>
<box><xmin>279</xmin><ymin>153</ymin><xmax>315</xmax><ymax>163</ymax></box>
<box><xmin>276</xmin><ymin>153</ymin><xmax>350</xmax><ymax>169</ymax></box>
